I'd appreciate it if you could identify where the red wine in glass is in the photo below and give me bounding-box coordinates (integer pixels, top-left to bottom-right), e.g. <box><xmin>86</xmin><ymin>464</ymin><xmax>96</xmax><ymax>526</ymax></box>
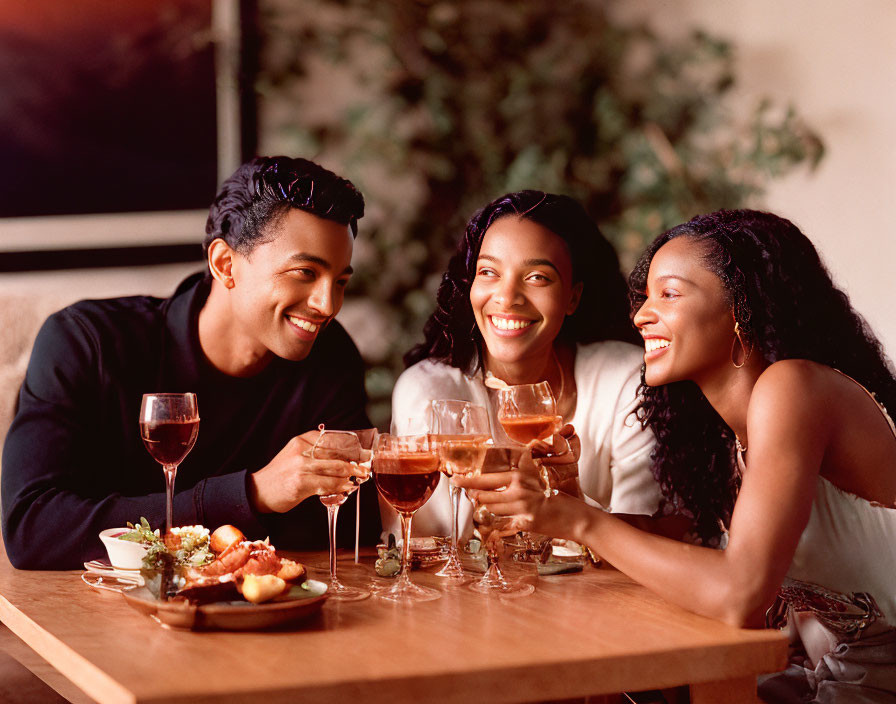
<box><xmin>140</xmin><ymin>419</ymin><xmax>200</xmax><ymax>466</ymax></box>
<box><xmin>371</xmin><ymin>434</ymin><xmax>442</xmax><ymax>602</ymax></box>
<box><xmin>139</xmin><ymin>393</ymin><xmax>199</xmax><ymax>537</ymax></box>
<box><xmin>373</xmin><ymin>452</ymin><xmax>441</xmax><ymax>513</ymax></box>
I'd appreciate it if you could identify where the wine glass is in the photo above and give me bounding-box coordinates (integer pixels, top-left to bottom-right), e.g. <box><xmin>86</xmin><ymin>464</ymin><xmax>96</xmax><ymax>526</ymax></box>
<box><xmin>139</xmin><ymin>393</ymin><xmax>199</xmax><ymax>536</ymax></box>
<box><xmin>430</xmin><ymin>400</ymin><xmax>490</xmax><ymax>580</ymax></box>
<box><xmin>496</xmin><ymin>380</ymin><xmax>564</xmax><ymax>512</ymax></box>
<box><xmin>496</xmin><ymin>381</ymin><xmax>561</xmax><ymax>444</ymax></box>
<box><xmin>312</xmin><ymin>429</ymin><xmax>371</xmax><ymax>601</ymax></box>
<box><xmin>469</xmin><ymin>445</ymin><xmax>535</xmax><ymax>597</ymax></box>
<box><xmin>371</xmin><ymin>433</ymin><xmax>442</xmax><ymax>602</ymax></box>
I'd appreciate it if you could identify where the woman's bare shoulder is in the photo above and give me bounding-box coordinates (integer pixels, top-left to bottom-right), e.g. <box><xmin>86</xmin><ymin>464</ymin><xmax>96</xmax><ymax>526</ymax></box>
<box><xmin>748</xmin><ymin>360</ymin><xmax>836</xmax><ymax>432</ymax></box>
<box><xmin>753</xmin><ymin>359</ymin><xmax>836</xmax><ymax>398</ymax></box>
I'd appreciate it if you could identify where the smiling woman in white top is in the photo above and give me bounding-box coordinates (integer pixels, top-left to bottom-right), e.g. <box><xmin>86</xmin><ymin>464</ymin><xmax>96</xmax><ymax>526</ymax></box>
<box><xmin>391</xmin><ymin>190</ymin><xmax>661</xmax><ymax>538</ymax></box>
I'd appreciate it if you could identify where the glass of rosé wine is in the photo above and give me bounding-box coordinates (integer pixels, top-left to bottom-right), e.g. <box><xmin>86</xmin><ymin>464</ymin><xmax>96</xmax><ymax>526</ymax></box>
<box><xmin>495</xmin><ymin>382</ymin><xmax>564</xmax><ymax>555</ymax></box>
<box><xmin>429</xmin><ymin>400</ymin><xmax>490</xmax><ymax>580</ymax></box>
<box><xmin>496</xmin><ymin>381</ymin><xmax>561</xmax><ymax>445</ymax></box>
<box><xmin>312</xmin><ymin>427</ymin><xmax>375</xmax><ymax>601</ymax></box>
<box><xmin>139</xmin><ymin>393</ymin><xmax>199</xmax><ymax>536</ymax></box>
<box><xmin>371</xmin><ymin>433</ymin><xmax>442</xmax><ymax>602</ymax></box>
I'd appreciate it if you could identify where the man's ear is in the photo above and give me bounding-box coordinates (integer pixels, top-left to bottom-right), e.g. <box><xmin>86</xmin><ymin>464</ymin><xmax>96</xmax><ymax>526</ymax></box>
<box><xmin>207</xmin><ymin>238</ymin><xmax>236</xmax><ymax>289</ymax></box>
<box><xmin>567</xmin><ymin>281</ymin><xmax>584</xmax><ymax>316</ymax></box>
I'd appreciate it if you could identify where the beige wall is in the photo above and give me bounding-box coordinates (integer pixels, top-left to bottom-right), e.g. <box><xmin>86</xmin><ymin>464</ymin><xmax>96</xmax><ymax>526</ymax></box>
<box><xmin>616</xmin><ymin>0</ymin><xmax>896</xmax><ymax>357</ymax></box>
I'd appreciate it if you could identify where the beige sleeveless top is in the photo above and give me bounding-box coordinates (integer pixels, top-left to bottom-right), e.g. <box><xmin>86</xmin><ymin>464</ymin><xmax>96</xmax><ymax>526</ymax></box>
<box><xmin>788</xmin><ymin>475</ymin><xmax>896</xmax><ymax>624</ymax></box>
<box><xmin>745</xmin><ymin>369</ymin><xmax>896</xmax><ymax>625</ymax></box>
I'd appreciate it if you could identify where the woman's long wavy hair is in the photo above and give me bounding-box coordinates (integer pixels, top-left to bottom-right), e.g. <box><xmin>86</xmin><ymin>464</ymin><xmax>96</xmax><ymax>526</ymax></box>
<box><xmin>405</xmin><ymin>190</ymin><xmax>639</xmax><ymax>370</ymax></box>
<box><xmin>629</xmin><ymin>209</ymin><xmax>896</xmax><ymax>541</ymax></box>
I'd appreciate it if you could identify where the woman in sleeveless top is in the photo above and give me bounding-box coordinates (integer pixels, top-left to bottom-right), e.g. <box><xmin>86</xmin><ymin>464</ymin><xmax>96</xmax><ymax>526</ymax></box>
<box><xmin>456</xmin><ymin>209</ymin><xmax>896</xmax><ymax>703</ymax></box>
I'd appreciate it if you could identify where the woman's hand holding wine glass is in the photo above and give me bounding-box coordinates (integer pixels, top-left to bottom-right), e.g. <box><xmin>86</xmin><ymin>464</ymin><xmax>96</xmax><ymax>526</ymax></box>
<box><xmin>529</xmin><ymin>423</ymin><xmax>582</xmax><ymax>498</ymax></box>
<box><xmin>495</xmin><ymin>381</ymin><xmax>582</xmax><ymax>533</ymax></box>
<box><xmin>460</xmin><ymin>445</ymin><xmax>536</xmax><ymax>597</ymax></box>
<box><xmin>455</xmin><ymin>447</ymin><xmax>576</xmax><ymax>546</ymax></box>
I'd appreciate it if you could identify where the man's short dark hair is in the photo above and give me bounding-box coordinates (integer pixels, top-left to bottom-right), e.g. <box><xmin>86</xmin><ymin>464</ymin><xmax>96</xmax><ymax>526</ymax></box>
<box><xmin>203</xmin><ymin>156</ymin><xmax>365</xmax><ymax>253</ymax></box>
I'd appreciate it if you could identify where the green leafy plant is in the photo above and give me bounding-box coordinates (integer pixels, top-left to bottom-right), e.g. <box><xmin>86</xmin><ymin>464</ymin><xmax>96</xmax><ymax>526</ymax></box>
<box><xmin>256</xmin><ymin>1</ymin><xmax>823</xmax><ymax>427</ymax></box>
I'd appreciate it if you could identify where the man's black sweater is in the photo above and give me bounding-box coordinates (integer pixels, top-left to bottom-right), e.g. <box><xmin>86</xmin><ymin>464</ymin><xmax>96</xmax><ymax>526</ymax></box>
<box><xmin>1</xmin><ymin>273</ymin><xmax>379</xmax><ymax>569</ymax></box>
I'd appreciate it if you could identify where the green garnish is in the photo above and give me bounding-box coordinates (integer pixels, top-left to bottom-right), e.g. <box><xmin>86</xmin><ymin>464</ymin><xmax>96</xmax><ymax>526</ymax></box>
<box><xmin>117</xmin><ymin>517</ymin><xmax>162</xmax><ymax>545</ymax></box>
<box><xmin>141</xmin><ymin>525</ymin><xmax>215</xmax><ymax>572</ymax></box>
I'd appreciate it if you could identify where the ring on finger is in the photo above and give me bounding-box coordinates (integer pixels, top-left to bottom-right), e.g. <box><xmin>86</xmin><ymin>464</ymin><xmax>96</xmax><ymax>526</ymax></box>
<box><xmin>534</xmin><ymin>459</ymin><xmax>558</xmax><ymax>499</ymax></box>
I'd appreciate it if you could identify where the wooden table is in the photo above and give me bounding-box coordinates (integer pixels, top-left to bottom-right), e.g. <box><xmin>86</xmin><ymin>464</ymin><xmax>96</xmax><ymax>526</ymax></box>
<box><xmin>0</xmin><ymin>546</ymin><xmax>787</xmax><ymax>704</ymax></box>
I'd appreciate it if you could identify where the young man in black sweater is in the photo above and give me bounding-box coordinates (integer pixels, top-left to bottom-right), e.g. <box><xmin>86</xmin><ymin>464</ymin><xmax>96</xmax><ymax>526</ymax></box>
<box><xmin>2</xmin><ymin>157</ymin><xmax>380</xmax><ymax>568</ymax></box>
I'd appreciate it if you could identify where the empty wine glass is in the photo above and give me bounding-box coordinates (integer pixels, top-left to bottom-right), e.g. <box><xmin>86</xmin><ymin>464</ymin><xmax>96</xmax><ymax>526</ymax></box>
<box><xmin>371</xmin><ymin>433</ymin><xmax>442</xmax><ymax>602</ymax></box>
<box><xmin>139</xmin><ymin>393</ymin><xmax>199</xmax><ymax>537</ymax></box>
<box><xmin>313</xmin><ymin>428</ymin><xmax>371</xmax><ymax>601</ymax></box>
<box><xmin>430</xmin><ymin>400</ymin><xmax>490</xmax><ymax>580</ymax></box>
<box><xmin>469</xmin><ymin>445</ymin><xmax>535</xmax><ymax>597</ymax></box>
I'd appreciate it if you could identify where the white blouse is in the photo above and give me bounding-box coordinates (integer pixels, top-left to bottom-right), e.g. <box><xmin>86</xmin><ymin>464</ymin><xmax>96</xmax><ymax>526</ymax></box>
<box><xmin>387</xmin><ymin>341</ymin><xmax>661</xmax><ymax>539</ymax></box>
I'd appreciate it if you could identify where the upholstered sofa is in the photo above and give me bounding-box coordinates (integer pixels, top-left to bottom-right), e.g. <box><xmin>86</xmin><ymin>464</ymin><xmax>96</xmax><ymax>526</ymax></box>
<box><xmin>0</xmin><ymin>263</ymin><xmax>204</xmax><ymax>455</ymax></box>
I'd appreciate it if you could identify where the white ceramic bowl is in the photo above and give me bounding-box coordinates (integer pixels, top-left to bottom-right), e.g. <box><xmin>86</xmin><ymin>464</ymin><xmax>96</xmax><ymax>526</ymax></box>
<box><xmin>99</xmin><ymin>528</ymin><xmax>150</xmax><ymax>570</ymax></box>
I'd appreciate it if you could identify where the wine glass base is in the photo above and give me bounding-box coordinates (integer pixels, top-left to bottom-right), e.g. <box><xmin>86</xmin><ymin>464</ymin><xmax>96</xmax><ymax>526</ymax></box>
<box><xmin>468</xmin><ymin>578</ymin><xmax>534</xmax><ymax>598</ymax></box>
<box><xmin>434</xmin><ymin>554</ymin><xmax>468</xmax><ymax>580</ymax></box>
<box><xmin>373</xmin><ymin>580</ymin><xmax>441</xmax><ymax>603</ymax></box>
<box><xmin>327</xmin><ymin>580</ymin><xmax>371</xmax><ymax>602</ymax></box>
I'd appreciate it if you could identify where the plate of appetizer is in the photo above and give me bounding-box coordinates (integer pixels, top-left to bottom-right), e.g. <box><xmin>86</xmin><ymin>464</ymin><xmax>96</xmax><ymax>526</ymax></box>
<box><xmin>118</xmin><ymin>523</ymin><xmax>328</xmax><ymax>630</ymax></box>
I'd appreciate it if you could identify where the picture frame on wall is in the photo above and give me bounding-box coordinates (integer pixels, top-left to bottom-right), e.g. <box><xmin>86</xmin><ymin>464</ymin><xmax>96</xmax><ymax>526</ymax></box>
<box><xmin>0</xmin><ymin>0</ymin><xmax>255</xmax><ymax>270</ymax></box>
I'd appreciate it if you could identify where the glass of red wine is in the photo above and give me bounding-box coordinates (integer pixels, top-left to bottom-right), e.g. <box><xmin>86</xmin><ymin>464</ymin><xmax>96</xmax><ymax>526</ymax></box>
<box><xmin>430</xmin><ymin>400</ymin><xmax>490</xmax><ymax>580</ymax></box>
<box><xmin>371</xmin><ymin>433</ymin><xmax>442</xmax><ymax>602</ymax></box>
<box><xmin>139</xmin><ymin>393</ymin><xmax>199</xmax><ymax>536</ymax></box>
<box><xmin>312</xmin><ymin>428</ymin><xmax>371</xmax><ymax>601</ymax></box>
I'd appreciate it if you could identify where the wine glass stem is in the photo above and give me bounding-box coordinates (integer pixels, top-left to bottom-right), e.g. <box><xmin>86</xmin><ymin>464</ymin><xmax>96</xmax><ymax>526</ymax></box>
<box><xmin>327</xmin><ymin>503</ymin><xmax>340</xmax><ymax>583</ymax></box>
<box><xmin>449</xmin><ymin>483</ymin><xmax>461</xmax><ymax>558</ymax></box>
<box><xmin>397</xmin><ymin>511</ymin><xmax>415</xmax><ymax>588</ymax></box>
<box><xmin>164</xmin><ymin>464</ymin><xmax>177</xmax><ymax>534</ymax></box>
<box><xmin>488</xmin><ymin>543</ymin><xmax>501</xmax><ymax>577</ymax></box>
<box><xmin>355</xmin><ymin>489</ymin><xmax>361</xmax><ymax>564</ymax></box>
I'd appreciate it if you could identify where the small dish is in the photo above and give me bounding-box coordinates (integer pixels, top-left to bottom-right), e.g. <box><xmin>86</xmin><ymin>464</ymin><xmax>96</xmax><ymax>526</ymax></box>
<box><xmin>409</xmin><ymin>536</ymin><xmax>450</xmax><ymax>568</ymax></box>
<box><xmin>121</xmin><ymin>580</ymin><xmax>329</xmax><ymax>630</ymax></box>
<box><xmin>81</xmin><ymin>572</ymin><xmax>142</xmax><ymax>593</ymax></box>
<box><xmin>84</xmin><ymin>559</ymin><xmax>146</xmax><ymax>586</ymax></box>
<box><xmin>99</xmin><ymin>528</ymin><xmax>150</xmax><ymax>570</ymax></box>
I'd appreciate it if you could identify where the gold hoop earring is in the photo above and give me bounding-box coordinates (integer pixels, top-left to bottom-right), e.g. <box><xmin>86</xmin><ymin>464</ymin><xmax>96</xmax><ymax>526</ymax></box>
<box><xmin>731</xmin><ymin>321</ymin><xmax>752</xmax><ymax>369</ymax></box>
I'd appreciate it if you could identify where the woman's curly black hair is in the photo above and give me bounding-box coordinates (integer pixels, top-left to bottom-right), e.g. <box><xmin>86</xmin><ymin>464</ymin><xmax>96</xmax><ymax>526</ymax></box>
<box><xmin>405</xmin><ymin>190</ymin><xmax>639</xmax><ymax>370</ymax></box>
<box><xmin>629</xmin><ymin>209</ymin><xmax>896</xmax><ymax>541</ymax></box>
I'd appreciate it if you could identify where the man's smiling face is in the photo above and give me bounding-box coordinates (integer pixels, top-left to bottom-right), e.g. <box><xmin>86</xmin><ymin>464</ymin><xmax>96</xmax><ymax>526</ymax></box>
<box><xmin>228</xmin><ymin>207</ymin><xmax>354</xmax><ymax>363</ymax></box>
